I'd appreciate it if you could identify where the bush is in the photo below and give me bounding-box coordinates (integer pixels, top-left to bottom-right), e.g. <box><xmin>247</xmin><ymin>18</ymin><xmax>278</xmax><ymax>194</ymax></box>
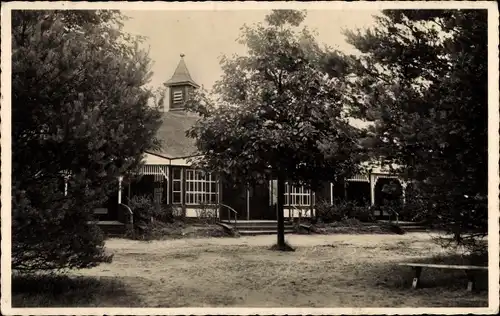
<box><xmin>195</xmin><ymin>203</ymin><xmax>219</xmax><ymax>224</ymax></box>
<box><xmin>315</xmin><ymin>198</ymin><xmax>376</xmax><ymax>223</ymax></box>
<box><xmin>348</xmin><ymin>206</ymin><xmax>376</xmax><ymax>222</ymax></box>
<box><xmin>315</xmin><ymin>198</ymin><xmax>363</xmax><ymax>223</ymax></box>
<box><xmin>12</xmin><ymin>182</ymin><xmax>113</xmax><ymax>273</ymax></box>
<box><xmin>315</xmin><ymin>200</ymin><xmax>343</xmax><ymax>223</ymax></box>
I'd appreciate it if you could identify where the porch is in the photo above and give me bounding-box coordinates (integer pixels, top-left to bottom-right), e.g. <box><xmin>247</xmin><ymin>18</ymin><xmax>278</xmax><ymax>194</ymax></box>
<box><xmin>89</xmin><ymin>162</ymin><xmax>409</xmax><ymax>236</ymax></box>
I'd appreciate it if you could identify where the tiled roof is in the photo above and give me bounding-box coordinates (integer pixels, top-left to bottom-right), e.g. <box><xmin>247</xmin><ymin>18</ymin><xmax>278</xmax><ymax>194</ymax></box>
<box><xmin>164</xmin><ymin>55</ymin><xmax>199</xmax><ymax>88</ymax></box>
<box><xmin>151</xmin><ymin>111</ymin><xmax>200</xmax><ymax>159</ymax></box>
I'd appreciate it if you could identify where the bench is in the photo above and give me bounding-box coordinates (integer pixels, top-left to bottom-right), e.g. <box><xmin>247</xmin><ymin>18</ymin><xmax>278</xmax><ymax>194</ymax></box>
<box><xmin>398</xmin><ymin>263</ymin><xmax>488</xmax><ymax>292</ymax></box>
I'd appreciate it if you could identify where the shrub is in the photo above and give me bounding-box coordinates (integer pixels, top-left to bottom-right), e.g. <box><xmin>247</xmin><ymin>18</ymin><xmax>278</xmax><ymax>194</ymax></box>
<box><xmin>315</xmin><ymin>198</ymin><xmax>361</xmax><ymax>223</ymax></box>
<box><xmin>315</xmin><ymin>199</ymin><xmax>343</xmax><ymax>223</ymax></box>
<box><xmin>348</xmin><ymin>206</ymin><xmax>376</xmax><ymax>222</ymax></box>
<box><xmin>12</xmin><ymin>181</ymin><xmax>113</xmax><ymax>273</ymax></box>
<box><xmin>128</xmin><ymin>195</ymin><xmax>154</xmax><ymax>224</ymax></box>
<box><xmin>195</xmin><ymin>203</ymin><xmax>219</xmax><ymax>224</ymax></box>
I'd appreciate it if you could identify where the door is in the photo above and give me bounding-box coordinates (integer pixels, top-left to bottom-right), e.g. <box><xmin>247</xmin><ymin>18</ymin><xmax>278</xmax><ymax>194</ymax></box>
<box><xmin>221</xmin><ymin>182</ymin><xmax>247</xmax><ymax>220</ymax></box>
<box><xmin>250</xmin><ymin>182</ymin><xmax>274</xmax><ymax>220</ymax></box>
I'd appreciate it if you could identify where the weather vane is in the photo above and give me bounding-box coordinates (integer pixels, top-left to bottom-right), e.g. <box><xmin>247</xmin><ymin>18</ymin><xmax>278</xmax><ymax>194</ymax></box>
<box><xmin>180</xmin><ymin>53</ymin><xmax>185</xmax><ymax>58</ymax></box>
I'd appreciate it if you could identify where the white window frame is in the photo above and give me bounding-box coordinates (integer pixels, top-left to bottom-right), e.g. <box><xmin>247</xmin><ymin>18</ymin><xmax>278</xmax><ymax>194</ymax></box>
<box><xmin>172</xmin><ymin>167</ymin><xmax>183</xmax><ymax>204</ymax></box>
<box><xmin>285</xmin><ymin>182</ymin><xmax>312</xmax><ymax>207</ymax></box>
<box><xmin>185</xmin><ymin>169</ymin><xmax>218</xmax><ymax>205</ymax></box>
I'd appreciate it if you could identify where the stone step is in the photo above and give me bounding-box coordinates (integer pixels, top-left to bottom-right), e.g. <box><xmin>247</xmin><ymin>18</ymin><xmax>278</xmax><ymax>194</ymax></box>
<box><xmin>401</xmin><ymin>226</ymin><xmax>430</xmax><ymax>232</ymax></box>
<box><xmin>91</xmin><ymin>220</ymin><xmax>127</xmax><ymax>237</ymax></box>
<box><xmin>239</xmin><ymin>229</ymin><xmax>295</xmax><ymax>236</ymax></box>
<box><xmin>236</xmin><ymin>225</ymin><xmax>295</xmax><ymax>231</ymax></box>
<box><xmin>221</xmin><ymin>220</ymin><xmax>293</xmax><ymax>227</ymax></box>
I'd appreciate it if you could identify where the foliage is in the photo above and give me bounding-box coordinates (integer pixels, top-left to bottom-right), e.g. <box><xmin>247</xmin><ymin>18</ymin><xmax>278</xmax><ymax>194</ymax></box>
<box><xmin>315</xmin><ymin>199</ymin><xmax>347</xmax><ymax>223</ymax></box>
<box><xmin>195</xmin><ymin>203</ymin><xmax>219</xmax><ymax>224</ymax></box>
<box><xmin>128</xmin><ymin>195</ymin><xmax>187</xmax><ymax>239</ymax></box>
<box><xmin>349</xmin><ymin>206</ymin><xmax>376</xmax><ymax>223</ymax></box>
<box><xmin>128</xmin><ymin>195</ymin><xmax>155</xmax><ymax>230</ymax></box>
<box><xmin>342</xmin><ymin>9</ymin><xmax>488</xmax><ymax>250</ymax></box>
<box><xmin>315</xmin><ymin>198</ymin><xmax>374</xmax><ymax>223</ymax></box>
<box><xmin>12</xmin><ymin>10</ymin><xmax>163</xmax><ymax>272</ymax></box>
<box><xmin>186</xmin><ymin>10</ymin><xmax>364</xmax><ymax>250</ymax></box>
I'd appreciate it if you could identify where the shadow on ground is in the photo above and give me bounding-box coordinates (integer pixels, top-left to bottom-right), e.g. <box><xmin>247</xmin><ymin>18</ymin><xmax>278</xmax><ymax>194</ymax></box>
<box><xmin>353</xmin><ymin>254</ymin><xmax>488</xmax><ymax>307</ymax></box>
<box><xmin>12</xmin><ymin>273</ymin><xmax>144</xmax><ymax>307</ymax></box>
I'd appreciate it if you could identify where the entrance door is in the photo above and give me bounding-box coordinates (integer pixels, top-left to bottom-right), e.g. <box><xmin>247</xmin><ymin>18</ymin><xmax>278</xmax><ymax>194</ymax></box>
<box><xmin>221</xmin><ymin>182</ymin><xmax>247</xmax><ymax>220</ymax></box>
<box><xmin>221</xmin><ymin>181</ymin><xmax>274</xmax><ymax>220</ymax></box>
<box><xmin>250</xmin><ymin>182</ymin><xmax>274</xmax><ymax>220</ymax></box>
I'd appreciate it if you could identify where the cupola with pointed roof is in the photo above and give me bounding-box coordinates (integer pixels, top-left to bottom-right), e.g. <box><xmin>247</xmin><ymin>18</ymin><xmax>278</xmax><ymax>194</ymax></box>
<box><xmin>164</xmin><ymin>54</ymin><xmax>199</xmax><ymax>111</ymax></box>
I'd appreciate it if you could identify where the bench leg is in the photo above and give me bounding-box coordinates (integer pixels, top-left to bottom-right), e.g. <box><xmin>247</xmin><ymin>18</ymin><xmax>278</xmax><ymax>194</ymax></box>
<box><xmin>465</xmin><ymin>270</ymin><xmax>475</xmax><ymax>292</ymax></box>
<box><xmin>412</xmin><ymin>267</ymin><xmax>422</xmax><ymax>289</ymax></box>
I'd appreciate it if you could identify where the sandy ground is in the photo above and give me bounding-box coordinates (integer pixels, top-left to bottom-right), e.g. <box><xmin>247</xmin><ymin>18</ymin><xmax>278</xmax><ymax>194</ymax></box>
<box><xmin>40</xmin><ymin>232</ymin><xmax>484</xmax><ymax>308</ymax></box>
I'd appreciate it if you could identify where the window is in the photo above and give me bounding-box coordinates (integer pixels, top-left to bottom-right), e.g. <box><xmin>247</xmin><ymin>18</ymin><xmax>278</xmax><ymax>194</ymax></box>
<box><xmin>173</xmin><ymin>90</ymin><xmax>183</xmax><ymax>104</ymax></box>
<box><xmin>185</xmin><ymin>169</ymin><xmax>218</xmax><ymax>205</ymax></box>
<box><xmin>285</xmin><ymin>183</ymin><xmax>312</xmax><ymax>206</ymax></box>
<box><xmin>172</xmin><ymin>167</ymin><xmax>183</xmax><ymax>204</ymax></box>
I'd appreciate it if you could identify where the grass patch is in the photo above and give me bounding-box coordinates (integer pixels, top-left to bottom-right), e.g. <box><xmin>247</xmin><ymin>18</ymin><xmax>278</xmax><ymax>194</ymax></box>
<box><xmin>131</xmin><ymin>220</ymin><xmax>233</xmax><ymax>240</ymax></box>
<box><xmin>310</xmin><ymin>219</ymin><xmax>402</xmax><ymax>235</ymax></box>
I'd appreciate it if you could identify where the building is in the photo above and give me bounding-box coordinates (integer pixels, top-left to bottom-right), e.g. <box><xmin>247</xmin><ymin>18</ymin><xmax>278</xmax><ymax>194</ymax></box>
<box><xmin>99</xmin><ymin>55</ymin><xmax>408</xmax><ymax>223</ymax></box>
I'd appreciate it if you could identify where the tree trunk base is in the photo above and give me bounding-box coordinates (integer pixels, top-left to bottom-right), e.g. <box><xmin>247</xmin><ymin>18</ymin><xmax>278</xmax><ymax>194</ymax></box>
<box><xmin>269</xmin><ymin>242</ymin><xmax>295</xmax><ymax>252</ymax></box>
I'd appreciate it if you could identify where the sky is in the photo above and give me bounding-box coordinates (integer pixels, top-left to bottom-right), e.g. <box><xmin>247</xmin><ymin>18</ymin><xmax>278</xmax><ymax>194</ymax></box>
<box><xmin>121</xmin><ymin>9</ymin><xmax>380</xmax><ymax>94</ymax></box>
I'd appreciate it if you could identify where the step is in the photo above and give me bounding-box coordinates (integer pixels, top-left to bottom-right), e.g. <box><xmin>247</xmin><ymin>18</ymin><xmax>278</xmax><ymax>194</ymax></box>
<box><xmin>221</xmin><ymin>220</ymin><xmax>293</xmax><ymax>226</ymax></box>
<box><xmin>90</xmin><ymin>220</ymin><xmax>127</xmax><ymax>237</ymax></box>
<box><xmin>402</xmin><ymin>226</ymin><xmax>430</xmax><ymax>232</ymax></box>
<box><xmin>239</xmin><ymin>229</ymin><xmax>295</xmax><ymax>236</ymax></box>
<box><xmin>236</xmin><ymin>225</ymin><xmax>295</xmax><ymax>231</ymax></box>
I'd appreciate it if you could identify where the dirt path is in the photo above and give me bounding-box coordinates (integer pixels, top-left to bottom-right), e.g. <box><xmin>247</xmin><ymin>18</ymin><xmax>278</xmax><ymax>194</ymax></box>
<box><xmin>103</xmin><ymin>231</ymin><xmax>441</xmax><ymax>251</ymax></box>
<box><xmin>14</xmin><ymin>232</ymin><xmax>486</xmax><ymax>308</ymax></box>
<box><xmin>56</xmin><ymin>232</ymin><xmax>488</xmax><ymax>307</ymax></box>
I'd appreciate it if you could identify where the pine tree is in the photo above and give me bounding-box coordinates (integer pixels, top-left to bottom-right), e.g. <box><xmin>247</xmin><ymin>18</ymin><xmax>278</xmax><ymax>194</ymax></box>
<box><xmin>342</xmin><ymin>9</ymin><xmax>488</xmax><ymax>252</ymax></box>
<box><xmin>11</xmin><ymin>10</ymin><xmax>163</xmax><ymax>271</ymax></box>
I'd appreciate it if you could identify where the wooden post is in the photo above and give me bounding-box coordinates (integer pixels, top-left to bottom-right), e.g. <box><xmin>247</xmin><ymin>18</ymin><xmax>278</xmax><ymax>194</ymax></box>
<box><xmin>118</xmin><ymin>176</ymin><xmax>123</xmax><ymax>204</ymax></box>
<box><xmin>168</xmin><ymin>165</ymin><xmax>173</xmax><ymax>206</ymax></box>
<box><xmin>246</xmin><ymin>186</ymin><xmax>250</xmax><ymax>221</ymax></box>
<box><xmin>181</xmin><ymin>167</ymin><xmax>186</xmax><ymax>215</ymax></box>
<box><xmin>465</xmin><ymin>270</ymin><xmax>475</xmax><ymax>292</ymax></box>
<box><xmin>330</xmin><ymin>182</ymin><xmax>334</xmax><ymax>205</ymax></box>
<box><xmin>64</xmin><ymin>177</ymin><xmax>68</xmax><ymax>197</ymax></box>
<box><xmin>128</xmin><ymin>181</ymin><xmax>131</xmax><ymax>204</ymax></box>
<box><xmin>287</xmin><ymin>182</ymin><xmax>292</xmax><ymax>207</ymax></box>
<box><xmin>401</xmin><ymin>180</ymin><xmax>407</xmax><ymax>205</ymax></box>
<box><xmin>310</xmin><ymin>190</ymin><xmax>314</xmax><ymax>219</ymax></box>
<box><xmin>411</xmin><ymin>267</ymin><xmax>422</xmax><ymax>289</ymax></box>
<box><xmin>370</xmin><ymin>173</ymin><xmax>376</xmax><ymax>206</ymax></box>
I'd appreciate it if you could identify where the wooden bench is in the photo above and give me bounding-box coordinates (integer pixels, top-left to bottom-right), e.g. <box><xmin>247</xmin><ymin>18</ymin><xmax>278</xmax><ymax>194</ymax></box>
<box><xmin>398</xmin><ymin>263</ymin><xmax>488</xmax><ymax>292</ymax></box>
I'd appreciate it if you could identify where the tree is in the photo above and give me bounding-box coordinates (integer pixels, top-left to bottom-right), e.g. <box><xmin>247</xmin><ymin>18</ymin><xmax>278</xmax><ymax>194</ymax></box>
<box><xmin>12</xmin><ymin>10</ymin><xmax>163</xmax><ymax>272</ymax></box>
<box><xmin>343</xmin><ymin>10</ymin><xmax>488</xmax><ymax>252</ymax></box>
<box><xmin>186</xmin><ymin>10</ymin><xmax>363</xmax><ymax>250</ymax></box>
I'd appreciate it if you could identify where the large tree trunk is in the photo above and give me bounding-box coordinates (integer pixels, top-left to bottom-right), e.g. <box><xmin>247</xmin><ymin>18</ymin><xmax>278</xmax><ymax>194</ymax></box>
<box><xmin>276</xmin><ymin>175</ymin><xmax>286</xmax><ymax>249</ymax></box>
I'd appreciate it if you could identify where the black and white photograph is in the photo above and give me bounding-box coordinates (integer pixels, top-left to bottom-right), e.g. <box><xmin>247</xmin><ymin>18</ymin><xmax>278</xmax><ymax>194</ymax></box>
<box><xmin>1</xmin><ymin>1</ymin><xmax>499</xmax><ymax>315</ymax></box>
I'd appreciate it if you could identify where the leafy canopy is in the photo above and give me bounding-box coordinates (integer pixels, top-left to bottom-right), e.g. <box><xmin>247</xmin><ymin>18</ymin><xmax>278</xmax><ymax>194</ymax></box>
<box><xmin>187</xmin><ymin>10</ymin><xmax>364</xmax><ymax>189</ymax></box>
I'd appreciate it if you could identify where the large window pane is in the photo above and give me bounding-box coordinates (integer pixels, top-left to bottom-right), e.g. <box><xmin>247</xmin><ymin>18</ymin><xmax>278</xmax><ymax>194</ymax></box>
<box><xmin>184</xmin><ymin>169</ymin><xmax>219</xmax><ymax>205</ymax></box>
